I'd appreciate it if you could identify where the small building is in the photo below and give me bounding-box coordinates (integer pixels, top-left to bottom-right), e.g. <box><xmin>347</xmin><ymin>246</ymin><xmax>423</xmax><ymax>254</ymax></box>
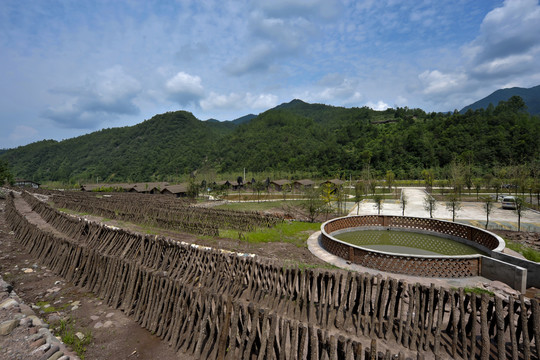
<box><xmin>269</xmin><ymin>179</ymin><xmax>291</xmax><ymax>192</ymax></box>
<box><xmin>132</xmin><ymin>182</ymin><xmax>169</xmax><ymax>194</ymax></box>
<box><xmin>161</xmin><ymin>184</ymin><xmax>188</xmax><ymax>197</ymax></box>
<box><xmin>293</xmin><ymin>179</ymin><xmax>315</xmax><ymax>191</ymax></box>
<box><xmin>215</xmin><ymin>180</ymin><xmax>231</xmax><ymax>190</ymax></box>
<box><xmin>230</xmin><ymin>181</ymin><xmax>244</xmax><ymax>191</ymax></box>
<box><xmin>114</xmin><ymin>183</ymin><xmax>136</xmax><ymax>192</ymax></box>
<box><xmin>320</xmin><ymin>179</ymin><xmax>345</xmax><ymax>194</ymax></box>
<box><xmin>320</xmin><ymin>179</ymin><xmax>345</xmax><ymax>187</ymax></box>
<box><xmin>81</xmin><ymin>183</ymin><xmax>136</xmax><ymax>192</ymax></box>
<box><xmin>14</xmin><ymin>179</ymin><xmax>40</xmax><ymax>189</ymax></box>
<box><xmin>81</xmin><ymin>184</ymin><xmax>102</xmax><ymax>192</ymax></box>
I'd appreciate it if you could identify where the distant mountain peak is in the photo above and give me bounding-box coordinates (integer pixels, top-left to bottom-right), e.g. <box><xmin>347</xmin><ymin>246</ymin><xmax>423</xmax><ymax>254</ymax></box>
<box><xmin>460</xmin><ymin>85</ymin><xmax>540</xmax><ymax>115</ymax></box>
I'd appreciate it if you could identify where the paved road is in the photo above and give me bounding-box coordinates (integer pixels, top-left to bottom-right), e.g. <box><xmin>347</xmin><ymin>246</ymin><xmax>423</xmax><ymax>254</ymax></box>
<box><xmin>349</xmin><ymin>187</ymin><xmax>540</xmax><ymax>232</ymax></box>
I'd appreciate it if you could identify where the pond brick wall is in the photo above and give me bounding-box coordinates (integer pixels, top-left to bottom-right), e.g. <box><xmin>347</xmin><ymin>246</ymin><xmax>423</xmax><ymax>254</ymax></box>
<box><xmin>320</xmin><ymin>215</ymin><xmax>506</xmax><ymax>278</ymax></box>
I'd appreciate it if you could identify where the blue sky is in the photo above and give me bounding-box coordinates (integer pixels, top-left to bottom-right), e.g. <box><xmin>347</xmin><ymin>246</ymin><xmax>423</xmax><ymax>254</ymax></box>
<box><xmin>1</xmin><ymin>0</ymin><xmax>540</xmax><ymax>148</ymax></box>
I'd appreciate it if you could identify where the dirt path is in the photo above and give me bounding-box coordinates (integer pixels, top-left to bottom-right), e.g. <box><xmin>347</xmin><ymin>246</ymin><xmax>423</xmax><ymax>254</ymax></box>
<box><xmin>1</xmin><ymin>197</ymin><xmax>194</xmax><ymax>360</ymax></box>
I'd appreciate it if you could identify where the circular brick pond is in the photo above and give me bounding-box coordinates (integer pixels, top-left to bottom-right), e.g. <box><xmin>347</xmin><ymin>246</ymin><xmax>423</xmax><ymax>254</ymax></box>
<box><xmin>320</xmin><ymin>215</ymin><xmax>505</xmax><ymax>278</ymax></box>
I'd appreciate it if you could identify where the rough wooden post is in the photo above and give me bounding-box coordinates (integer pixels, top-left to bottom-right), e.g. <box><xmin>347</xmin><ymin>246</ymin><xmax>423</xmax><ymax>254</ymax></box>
<box><xmin>411</xmin><ymin>284</ymin><xmax>421</xmax><ymax>351</ymax></box>
<box><xmin>509</xmin><ymin>296</ymin><xmax>518</xmax><ymax>360</ymax></box>
<box><xmin>458</xmin><ymin>288</ymin><xmax>468</xmax><ymax>360</ymax></box>
<box><xmin>403</xmin><ymin>283</ymin><xmax>414</xmax><ymax>348</ymax></box>
<box><xmin>470</xmin><ymin>293</ymin><xmax>477</xmax><ymax>359</ymax></box>
<box><xmin>363</xmin><ymin>275</ymin><xmax>373</xmax><ymax>336</ymax></box>
<box><xmin>378</xmin><ymin>278</ymin><xmax>389</xmax><ymax>339</ymax></box>
<box><xmin>433</xmin><ymin>287</ymin><xmax>444</xmax><ymax>358</ymax></box>
<box><xmin>309</xmin><ymin>325</ymin><xmax>319</xmax><ymax>360</ymax></box>
<box><xmin>216</xmin><ymin>296</ymin><xmax>233</xmax><ymax>360</ymax></box>
<box><xmin>494</xmin><ymin>296</ymin><xmax>506</xmax><ymax>360</ymax></box>
<box><xmin>450</xmin><ymin>289</ymin><xmax>458</xmax><ymax>358</ymax></box>
<box><xmin>532</xmin><ymin>299</ymin><xmax>540</xmax><ymax>360</ymax></box>
<box><xmin>386</xmin><ymin>279</ymin><xmax>398</xmax><ymax>341</ymax></box>
<box><xmin>425</xmin><ymin>284</ymin><xmax>435</xmax><ymax>351</ymax></box>
<box><xmin>329</xmin><ymin>335</ymin><xmax>338</xmax><ymax>360</ymax></box>
<box><xmin>370</xmin><ymin>339</ymin><xmax>377</xmax><ymax>360</ymax></box>
<box><xmin>480</xmin><ymin>293</ymin><xmax>490</xmax><ymax>360</ymax></box>
<box><xmin>418</xmin><ymin>285</ymin><xmax>427</xmax><ymax>352</ymax></box>
<box><xmin>370</xmin><ymin>276</ymin><xmax>382</xmax><ymax>337</ymax></box>
<box><xmin>298</xmin><ymin>323</ymin><xmax>309</xmax><ymax>360</ymax></box>
<box><xmin>519</xmin><ymin>294</ymin><xmax>531</xmax><ymax>360</ymax></box>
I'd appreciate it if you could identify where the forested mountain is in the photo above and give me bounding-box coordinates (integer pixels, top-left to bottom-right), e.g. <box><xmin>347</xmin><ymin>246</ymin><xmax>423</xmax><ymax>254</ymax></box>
<box><xmin>460</xmin><ymin>85</ymin><xmax>540</xmax><ymax>115</ymax></box>
<box><xmin>2</xmin><ymin>111</ymin><xmax>232</xmax><ymax>182</ymax></box>
<box><xmin>1</xmin><ymin>97</ymin><xmax>539</xmax><ymax>183</ymax></box>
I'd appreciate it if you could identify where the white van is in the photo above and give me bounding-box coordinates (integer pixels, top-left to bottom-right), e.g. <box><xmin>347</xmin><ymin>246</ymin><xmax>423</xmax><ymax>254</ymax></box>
<box><xmin>501</xmin><ymin>196</ymin><xmax>517</xmax><ymax>210</ymax></box>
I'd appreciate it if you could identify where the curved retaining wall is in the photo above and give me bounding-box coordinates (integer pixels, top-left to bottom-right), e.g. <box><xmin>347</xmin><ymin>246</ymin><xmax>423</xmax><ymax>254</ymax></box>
<box><xmin>321</xmin><ymin>215</ymin><xmax>505</xmax><ymax>278</ymax></box>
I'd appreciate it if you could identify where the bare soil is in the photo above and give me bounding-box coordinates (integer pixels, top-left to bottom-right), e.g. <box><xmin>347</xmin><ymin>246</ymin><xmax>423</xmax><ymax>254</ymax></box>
<box><xmin>492</xmin><ymin>229</ymin><xmax>540</xmax><ymax>251</ymax></box>
<box><xmin>78</xmin><ymin>202</ymin><xmax>329</xmax><ymax>267</ymax></box>
<box><xmin>0</xmin><ymin>196</ymin><xmax>328</xmax><ymax>359</ymax></box>
<box><xmin>0</xmin><ymin>199</ymin><xmax>193</xmax><ymax>360</ymax></box>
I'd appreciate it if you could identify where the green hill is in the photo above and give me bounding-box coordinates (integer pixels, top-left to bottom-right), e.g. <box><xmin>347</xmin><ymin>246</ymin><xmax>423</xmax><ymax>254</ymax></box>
<box><xmin>2</xmin><ymin>111</ymin><xmax>232</xmax><ymax>182</ymax></box>
<box><xmin>1</xmin><ymin>98</ymin><xmax>539</xmax><ymax>183</ymax></box>
<box><xmin>460</xmin><ymin>85</ymin><xmax>540</xmax><ymax>115</ymax></box>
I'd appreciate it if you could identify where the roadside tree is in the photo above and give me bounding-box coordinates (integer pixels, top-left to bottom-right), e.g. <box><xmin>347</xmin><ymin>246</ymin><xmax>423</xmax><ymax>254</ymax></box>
<box><xmin>446</xmin><ymin>193</ymin><xmax>462</xmax><ymax>222</ymax></box>
<box><xmin>301</xmin><ymin>187</ymin><xmax>324</xmax><ymax>222</ymax></box>
<box><xmin>481</xmin><ymin>196</ymin><xmax>494</xmax><ymax>229</ymax></box>
<box><xmin>514</xmin><ymin>197</ymin><xmax>525</xmax><ymax>232</ymax></box>
<box><xmin>354</xmin><ymin>181</ymin><xmax>364</xmax><ymax>215</ymax></box>
<box><xmin>423</xmin><ymin>194</ymin><xmax>436</xmax><ymax>218</ymax></box>
<box><xmin>373</xmin><ymin>194</ymin><xmax>383</xmax><ymax>215</ymax></box>
<box><xmin>400</xmin><ymin>193</ymin><xmax>407</xmax><ymax>216</ymax></box>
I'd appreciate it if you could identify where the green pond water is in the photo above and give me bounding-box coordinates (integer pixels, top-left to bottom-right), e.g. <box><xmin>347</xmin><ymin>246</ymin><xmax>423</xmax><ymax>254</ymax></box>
<box><xmin>333</xmin><ymin>230</ymin><xmax>486</xmax><ymax>256</ymax></box>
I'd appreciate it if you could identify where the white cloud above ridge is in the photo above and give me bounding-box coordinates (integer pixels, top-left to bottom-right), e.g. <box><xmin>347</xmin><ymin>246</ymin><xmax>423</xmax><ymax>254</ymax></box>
<box><xmin>200</xmin><ymin>92</ymin><xmax>278</xmax><ymax>113</ymax></box>
<box><xmin>9</xmin><ymin>125</ymin><xmax>38</xmax><ymax>143</ymax></box>
<box><xmin>165</xmin><ymin>72</ymin><xmax>205</xmax><ymax>106</ymax></box>
<box><xmin>365</xmin><ymin>100</ymin><xmax>389</xmax><ymax>111</ymax></box>
<box><xmin>42</xmin><ymin>66</ymin><xmax>141</xmax><ymax>128</ymax></box>
<box><xmin>420</xmin><ymin>0</ymin><xmax>540</xmax><ymax>109</ymax></box>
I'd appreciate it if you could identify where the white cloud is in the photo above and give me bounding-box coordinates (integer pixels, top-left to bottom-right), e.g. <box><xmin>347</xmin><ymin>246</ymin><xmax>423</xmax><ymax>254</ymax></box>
<box><xmin>200</xmin><ymin>92</ymin><xmax>278</xmax><ymax>112</ymax></box>
<box><xmin>365</xmin><ymin>100</ymin><xmax>389</xmax><ymax>111</ymax></box>
<box><xmin>419</xmin><ymin>70</ymin><xmax>467</xmax><ymax>95</ymax></box>
<box><xmin>301</xmin><ymin>76</ymin><xmax>363</xmax><ymax>105</ymax></box>
<box><xmin>225</xmin><ymin>44</ymin><xmax>275</xmax><ymax>76</ymax></box>
<box><xmin>417</xmin><ymin>0</ymin><xmax>540</xmax><ymax>110</ymax></box>
<box><xmin>165</xmin><ymin>72</ymin><xmax>205</xmax><ymax>105</ymax></box>
<box><xmin>255</xmin><ymin>0</ymin><xmax>342</xmax><ymax>20</ymax></box>
<box><xmin>465</xmin><ymin>0</ymin><xmax>540</xmax><ymax>80</ymax></box>
<box><xmin>9</xmin><ymin>125</ymin><xmax>38</xmax><ymax>142</ymax></box>
<box><xmin>471</xmin><ymin>52</ymin><xmax>538</xmax><ymax>78</ymax></box>
<box><xmin>395</xmin><ymin>96</ymin><xmax>408</xmax><ymax>107</ymax></box>
<box><xmin>42</xmin><ymin>66</ymin><xmax>141</xmax><ymax>128</ymax></box>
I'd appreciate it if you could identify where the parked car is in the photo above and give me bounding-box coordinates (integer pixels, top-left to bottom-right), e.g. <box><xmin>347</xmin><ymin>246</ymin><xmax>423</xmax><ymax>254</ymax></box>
<box><xmin>501</xmin><ymin>196</ymin><xmax>517</xmax><ymax>209</ymax></box>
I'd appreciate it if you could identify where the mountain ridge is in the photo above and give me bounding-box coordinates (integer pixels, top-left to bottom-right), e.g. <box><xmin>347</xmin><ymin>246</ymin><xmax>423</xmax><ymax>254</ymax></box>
<box><xmin>460</xmin><ymin>85</ymin><xmax>540</xmax><ymax>115</ymax></box>
<box><xmin>1</xmin><ymin>95</ymin><xmax>538</xmax><ymax>183</ymax></box>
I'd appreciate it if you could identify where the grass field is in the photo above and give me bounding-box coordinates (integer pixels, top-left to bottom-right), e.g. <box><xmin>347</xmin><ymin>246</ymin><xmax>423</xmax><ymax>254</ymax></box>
<box><xmin>219</xmin><ymin>220</ymin><xmax>321</xmax><ymax>247</ymax></box>
<box><xmin>214</xmin><ymin>200</ymin><xmax>305</xmax><ymax>212</ymax></box>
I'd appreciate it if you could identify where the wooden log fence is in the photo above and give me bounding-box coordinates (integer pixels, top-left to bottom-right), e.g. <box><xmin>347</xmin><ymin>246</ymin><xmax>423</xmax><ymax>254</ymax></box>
<box><xmin>6</xmin><ymin>192</ymin><xmax>540</xmax><ymax>359</ymax></box>
<box><xmin>48</xmin><ymin>190</ymin><xmax>282</xmax><ymax>234</ymax></box>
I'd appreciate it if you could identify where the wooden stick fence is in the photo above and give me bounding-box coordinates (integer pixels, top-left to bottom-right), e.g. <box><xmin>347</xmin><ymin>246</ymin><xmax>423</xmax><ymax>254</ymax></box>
<box><xmin>48</xmin><ymin>190</ymin><xmax>282</xmax><ymax>234</ymax></box>
<box><xmin>6</xmin><ymin>192</ymin><xmax>540</xmax><ymax>360</ymax></box>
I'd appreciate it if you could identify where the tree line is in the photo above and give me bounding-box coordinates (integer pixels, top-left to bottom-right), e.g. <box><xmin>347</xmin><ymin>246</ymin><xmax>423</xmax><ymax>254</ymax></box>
<box><xmin>0</xmin><ymin>96</ymin><xmax>538</xmax><ymax>184</ymax></box>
